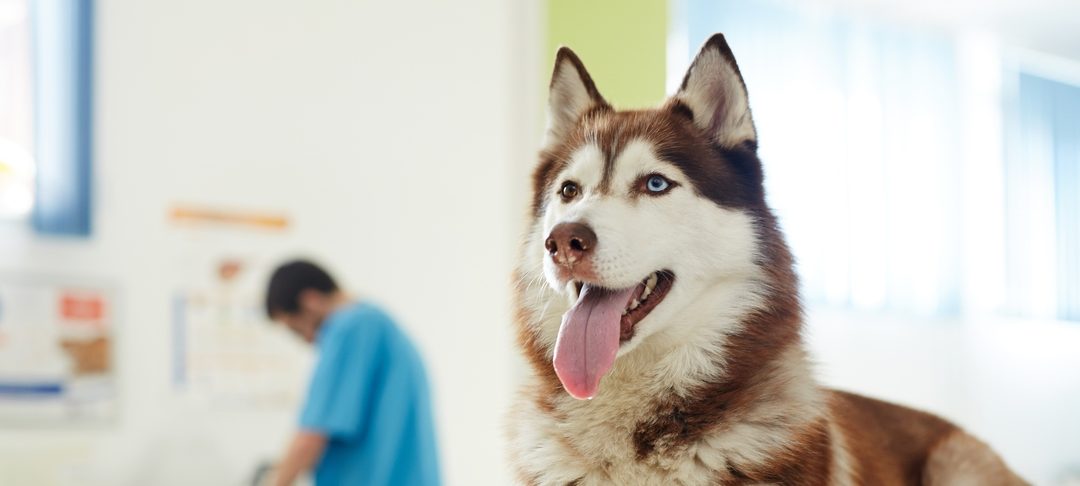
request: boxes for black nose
[545,222,597,265]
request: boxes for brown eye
[560,181,580,201]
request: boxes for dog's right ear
[544,47,609,147]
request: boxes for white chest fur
[508,345,825,486]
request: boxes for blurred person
[264,260,441,486]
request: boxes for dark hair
[265,260,339,318]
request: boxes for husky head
[517,34,792,401]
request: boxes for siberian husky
[507,34,1027,486]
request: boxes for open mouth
[619,271,675,341]
[554,271,676,400]
[571,271,675,343]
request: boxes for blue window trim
[1009,72,1080,321]
[30,0,93,237]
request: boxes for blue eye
[645,175,671,193]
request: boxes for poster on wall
[0,278,117,424]
[166,203,310,411]
[171,257,311,410]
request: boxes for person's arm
[272,430,327,486]
[280,311,383,485]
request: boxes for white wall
[0,1,538,484]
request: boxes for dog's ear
[545,47,609,147]
[671,34,756,150]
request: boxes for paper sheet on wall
[0,279,116,424]
[171,256,311,410]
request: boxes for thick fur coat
[507,34,1028,486]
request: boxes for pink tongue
[553,285,637,400]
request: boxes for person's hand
[249,461,276,486]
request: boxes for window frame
[29,0,94,236]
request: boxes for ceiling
[791,0,1080,61]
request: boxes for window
[0,0,35,220]
[1005,70,1080,321]
[0,0,94,235]
[680,0,1080,322]
[680,0,973,317]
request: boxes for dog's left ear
[671,34,757,150]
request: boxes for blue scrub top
[300,302,441,486]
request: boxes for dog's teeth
[629,299,640,310]
[641,274,658,300]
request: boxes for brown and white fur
[507,34,1028,486]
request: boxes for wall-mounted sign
[0,278,116,424]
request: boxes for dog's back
[830,391,1026,486]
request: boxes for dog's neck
[517,230,821,467]
[519,288,822,478]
